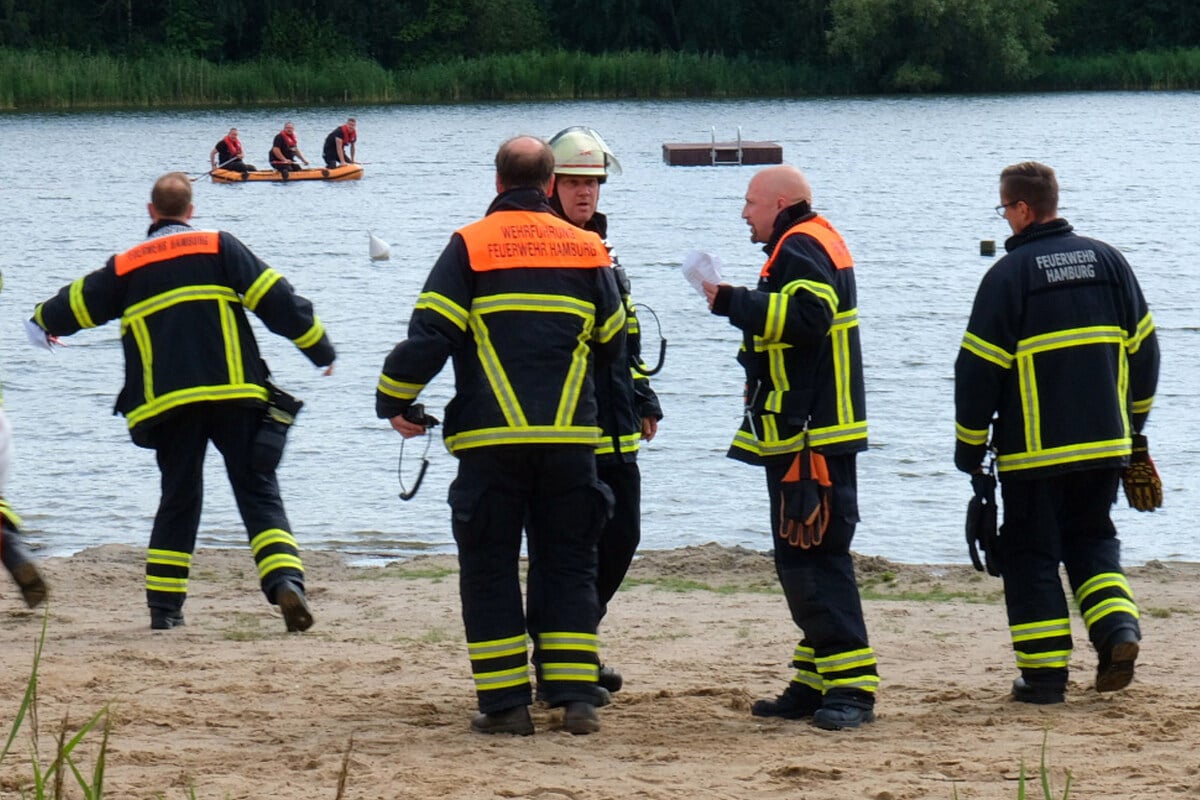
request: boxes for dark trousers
[145,404,303,612]
[450,446,609,713]
[765,453,877,707]
[999,469,1137,687]
[596,460,641,619]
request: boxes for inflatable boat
[211,163,364,183]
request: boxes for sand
[2,543,1199,799]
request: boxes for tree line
[2,0,1198,92]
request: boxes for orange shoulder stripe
[458,210,610,272]
[762,215,854,277]
[115,231,221,276]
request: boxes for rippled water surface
[2,94,1196,564]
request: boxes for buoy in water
[369,232,391,261]
[980,239,996,257]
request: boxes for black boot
[598,664,623,693]
[562,701,599,735]
[1096,628,1139,693]
[274,578,313,632]
[751,684,822,720]
[1011,676,1065,705]
[471,705,534,736]
[2,526,48,609]
[812,702,875,730]
[150,607,185,630]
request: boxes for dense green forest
[2,0,1199,105]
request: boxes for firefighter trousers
[450,446,609,713]
[998,468,1138,689]
[596,460,641,620]
[145,404,304,613]
[766,453,878,708]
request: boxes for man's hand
[640,417,658,442]
[390,414,427,439]
[701,280,719,310]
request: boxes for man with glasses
[956,161,1160,705]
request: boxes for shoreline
[3,543,1198,798]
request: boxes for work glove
[965,468,1001,577]
[779,448,831,549]
[1122,433,1163,512]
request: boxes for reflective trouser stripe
[469,634,530,694]
[1011,617,1073,670]
[815,646,879,695]
[1076,572,1139,632]
[250,528,303,581]
[790,642,823,691]
[537,631,600,685]
[146,548,192,595]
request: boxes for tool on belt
[965,453,1001,577]
[1122,432,1163,512]
[397,404,440,501]
[779,433,832,549]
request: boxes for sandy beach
[2,543,1199,799]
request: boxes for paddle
[191,157,239,182]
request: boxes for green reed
[1032,47,1200,90]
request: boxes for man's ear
[546,174,556,197]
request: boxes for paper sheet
[681,250,723,297]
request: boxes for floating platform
[663,128,782,167]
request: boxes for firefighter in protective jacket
[31,172,335,632]
[376,136,625,736]
[956,161,1159,704]
[704,165,877,731]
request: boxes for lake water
[1,93,1196,566]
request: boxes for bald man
[377,136,625,736]
[703,165,878,730]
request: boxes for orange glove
[1122,433,1163,512]
[779,449,831,549]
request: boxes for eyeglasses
[994,200,1021,218]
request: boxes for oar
[191,157,238,182]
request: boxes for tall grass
[1032,47,1200,90]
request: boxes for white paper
[24,318,55,351]
[681,250,723,297]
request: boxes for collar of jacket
[1004,217,1073,252]
[146,218,192,237]
[485,186,553,216]
[761,200,814,256]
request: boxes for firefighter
[702,165,878,731]
[29,172,335,632]
[523,126,663,701]
[956,161,1160,704]
[0,401,47,609]
[377,136,625,736]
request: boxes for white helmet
[549,126,622,182]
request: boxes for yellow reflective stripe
[782,278,838,315]
[538,632,599,652]
[294,318,326,349]
[257,553,303,578]
[250,529,299,555]
[1018,353,1040,452]
[763,292,787,342]
[0,500,23,529]
[831,323,853,423]
[130,318,155,402]
[243,268,282,311]
[792,669,823,691]
[123,285,241,325]
[997,438,1131,472]
[1128,312,1154,354]
[415,291,469,331]
[1016,325,1124,356]
[815,647,877,672]
[541,663,599,682]
[807,421,868,447]
[793,643,815,662]
[595,432,641,456]
[730,421,868,457]
[764,346,789,413]
[473,666,530,690]
[1082,597,1139,627]
[960,331,1013,369]
[1076,572,1133,604]
[1010,618,1071,642]
[556,337,590,427]
[1015,649,1072,669]
[956,422,989,446]
[596,305,625,344]
[145,576,188,593]
[446,426,602,452]
[147,549,192,568]
[468,315,526,427]
[1117,346,1130,436]
[377,375,422,401]
[469,635,528,660]
[69,277,96,329]
[33,303,48,331]
[472,292,596,319]
[1131,396,1153,415]
[218,299,244,384]
[824,674,880,692]
[126,384,269,427]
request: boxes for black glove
[965,468,1001,577]
[779,449,831,549]
[1122,433,1163,512]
